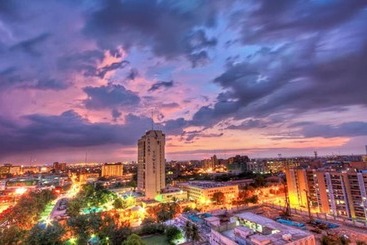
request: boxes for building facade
[101,163,123,177]
[286,168,367,221]
[137,130,166,199]
[180,181,239,205]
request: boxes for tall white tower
[137,130,166,199]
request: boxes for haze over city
[1,0,367,163]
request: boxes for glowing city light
[15,187,27,195]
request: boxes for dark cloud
[163,118,188,135]
[191,29,367,127]
[126,68,139,80]
[84,0,224,66]
[96,60,130,78]
[29,79,69,91]
[0,110,152,156]
[188,51,210,68]
[111,109,122,121]
[227,119,267,130]
[240,0,367,43]
[0,67,69,91]
[148,80,174,92]
[161,102,180,109]
[182,130,224,142]
[10,33,51,56]
[298,122,367,138]
[83,84,140,109]
[57,50,105,77]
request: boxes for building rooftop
[185,181,236,189]
[219,212,314,245]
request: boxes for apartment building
[286,168,367,221]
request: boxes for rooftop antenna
[151,109,154,130]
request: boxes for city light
[44,217,52,227]
[15,187,27,195]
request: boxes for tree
[183,206,194,213]
[67,197,83,217]
[113,198,124,209]
[321,234,350,245]
[122,234,145,245]
[246,195,259,204]
[212,192,225,205]
[67,215,91,244]
[141,217,155,225]
[184,221,192,242]
[25,222,65,245]
[253,175,266,187]
[109,226,132,245]
[191,224,200,244]
[0,225,26,245]
[156,202,181,222]
[165,226,182,244]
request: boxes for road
[42,181,81,223]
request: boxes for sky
[0,0,367,163]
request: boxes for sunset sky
[1,0,367,163]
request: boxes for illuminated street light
[15,187,27,195]
[44,217,52,227]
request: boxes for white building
[210,212,316,245]
[137,130,166,199]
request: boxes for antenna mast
[151,109,154,130]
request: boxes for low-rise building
[180,181,239,205]
[209,212,316,245]
[101,163,123,177]
[155,187,188,202]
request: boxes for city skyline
[1,1,367,163]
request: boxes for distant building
[0,164,22,176]
[226,155,249,173]
[137,130,166,199]
[101,163,123,177]
[209,212,316,245]
[203,155,219,169]
[53,162,67,172]
[286,168,367,221]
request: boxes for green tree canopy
[25,222,65,245]
[212,191,225,205]
[122,234,145,245]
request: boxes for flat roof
[185,181,237,189]
[219,212,313,245]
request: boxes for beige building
[101,163,123,177]
[137,130,166,199]
[286,168,367,221]
[180,181,239,205]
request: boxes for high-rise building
[137,130,166,199]
[101,163,123,177]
